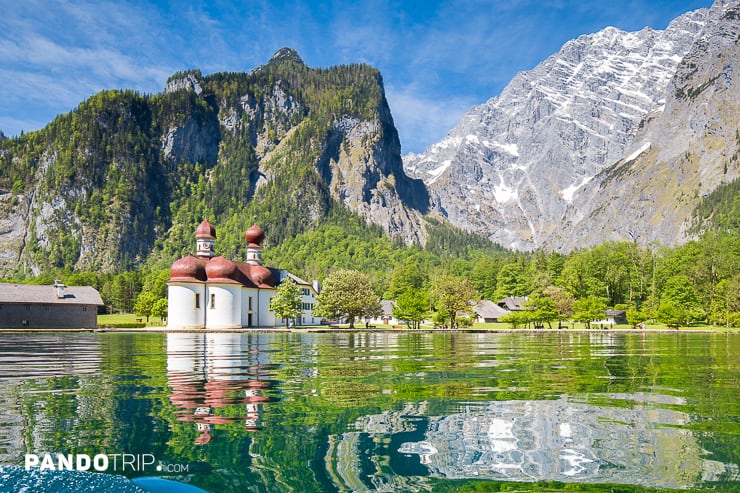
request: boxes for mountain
[0,48,430,275]
[552,0,740,250]
[404,0,739,252]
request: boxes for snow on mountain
[403,4,711,250]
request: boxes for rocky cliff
[550,0,740,251]
[0,49,428,274]
[404,0,737,251]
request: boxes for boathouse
[0,281,104,329]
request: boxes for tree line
[8,225,736,329]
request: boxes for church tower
[245,224,265,265]
[195,220,216,258]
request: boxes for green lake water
[0,331,738,492]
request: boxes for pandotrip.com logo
[25,453,190,474]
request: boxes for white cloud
[385,84,477,154]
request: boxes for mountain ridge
[0,51,432,275]
[403,0,737,251]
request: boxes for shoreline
[1,326,736,335]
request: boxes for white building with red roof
[167,221,321,329]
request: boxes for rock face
[317,108,429,244]
[551,0,740,251]
[404,1,737,251]
[0,49,428,274]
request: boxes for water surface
[0,331,738,492]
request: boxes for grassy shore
[96,314,736,332]
[98,313,165,327]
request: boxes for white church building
[167,220,321,329]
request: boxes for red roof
[195,220,217,239]
[245,224,265,246]
[169,222,277,288]
[170,255,207,282]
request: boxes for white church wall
[168,283,206,329]
[240,288,260,328]
[205,284,242,329]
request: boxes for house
[592,309,628,327]
[498,296,529,311]
[283,272,322,326]
[365,300,399,326]
[474,300,511,323]
[0,281,104,329]
[604,310,628,325]
[167,220,321,329]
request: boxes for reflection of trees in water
[331,396,736,491]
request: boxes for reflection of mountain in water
[166,333,276,443]
[329,396,736,491]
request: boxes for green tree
[431,274,478,328]
[542,285,574,328]
[499,310,533,329]
[385,261,428,299]
[661,275,705,325]
[392,289,429,329]
[709,274,740,326]
[269,278,303,328]
[469,256,500,300]
[134,291,158,323]
[314,269,381,329]
[657,300,688,329]
[572,295,608,329]
[493,263,528,300]
[142,268,171,299]
[525,294,559,329]
[626,305,649,328]
[151,297,168,324]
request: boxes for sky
[0,0,714,154]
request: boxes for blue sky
[0,0,713,154]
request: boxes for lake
[0,331,738,492]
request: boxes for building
[498,296,529,311]
[167,220,321,329]
[0,281,103,329]
[474,300,510,323]
[365,300,400,326]
[592,309,628,328]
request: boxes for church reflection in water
[166,333,274,444]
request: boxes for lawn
[98,313,164,327]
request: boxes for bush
[727,312,740,328]
[99,322,147,329]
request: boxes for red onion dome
[249,265,274,287]
[205,256,240,283]
[245,224,265,246]
[170,255,206,282]
[196,220,216,239]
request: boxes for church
[167,220,321,329]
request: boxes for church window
[210,294,216,309]
[195,293,201,309]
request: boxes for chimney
[53,280,66,299]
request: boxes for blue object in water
[131,477,209,493]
